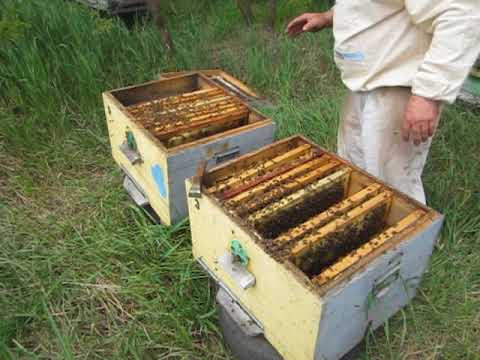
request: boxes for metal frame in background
[459,57,480,106]
[73,0,147,15]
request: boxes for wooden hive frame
[118,73,260,149]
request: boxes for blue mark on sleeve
[151,164,167,198]
[335,50,365,62]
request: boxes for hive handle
[372,263,402,301]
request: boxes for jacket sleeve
[406,0,480,103]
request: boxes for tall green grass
[1,0,479,359]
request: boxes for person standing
[287,2,480,204]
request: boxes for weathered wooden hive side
[104,72,275,225]
[187,135,443,360]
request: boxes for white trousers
[337,87,433,204]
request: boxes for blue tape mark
[335,50,365,62]
[151,164,167,198]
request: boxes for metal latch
[195,257,264,335]
[119,130,142,165]
[218,240,255,290]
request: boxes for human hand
[286,12,333,37]
[402,95,441,146]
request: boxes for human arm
[286,10,334,37]
[402,0,480,144]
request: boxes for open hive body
[103,72,275,225]
[187,136,443,360]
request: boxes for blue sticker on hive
[151,164,167,198]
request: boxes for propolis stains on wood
[187,135,444,360]
[104,71,274,225]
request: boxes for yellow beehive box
[103,72,275,225]
[186,135,443,360]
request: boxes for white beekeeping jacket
[333,0,480,103]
